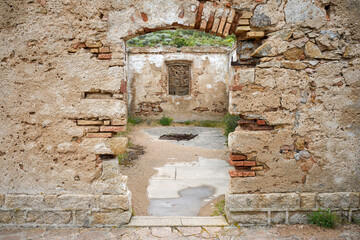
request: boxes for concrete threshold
[126,216,229,227]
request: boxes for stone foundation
[226,192,360,225]
[0,193,131,227]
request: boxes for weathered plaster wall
[0,0,359,226]
[127,47,231,121]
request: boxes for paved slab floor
[1,224,359,240]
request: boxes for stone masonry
[0,0,359,226]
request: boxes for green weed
[308,208,337,228]
[223,113,240,137]
[128,116,142,125]
[211,199,226,217]
[159,116,173,126]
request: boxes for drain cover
[159,133,198,141]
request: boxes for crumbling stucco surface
[0,0,359,227]
[127,47,230,121]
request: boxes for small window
[167,63,191,96]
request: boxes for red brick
[98,54,112,60]
[256,119,266,125]
[194,2,204,29]
[229,170,255,178]
[206,11,215,33]
[120,80,127,94]
[230,154,247,161]
[99,47,111,53]
[228,159,244,166]
[229,159,256,167]
[141,12,148,22]
[229,85,245,91]
[238,119,255,125]
[100,126,126,132]
[86,133,112,138]
[248,125,274,131]
[229,11,241,35]
[216,17,227,37]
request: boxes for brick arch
[123,2,240,41]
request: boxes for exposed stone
[26,211,72,224]
[101,160,120,181]
[284,48,304,61]
[151,227,174,238]
[289,212,309,224]
[316,35,337,51]
[227,193,300,211]
[104,137,128,155]
[292,30,305,39]
[299,150,311,160]
[237,68,255,84]
[227,211,268,224]
[250,0,285,31]
[92,210,131,226]
[292,37,309,48]
[300,193,316,210]
[284,0,326,28]
[57,195,96,210]
[282,61,307,70]
[318,193,360,209]
[0,194,4,207]
[268,28,293,41]
[0,211,12,224]
[5,195,44,210]
[99,193,131,210]
[304,42,323,59]
[251,37,292,57]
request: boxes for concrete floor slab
[147,179,229,199]
[198,156,230,167]
[152,167,176,180]
[176,166,231,180]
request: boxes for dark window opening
[167,63,191,96]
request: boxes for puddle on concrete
[159,133,198,141]
[148,186,215,216]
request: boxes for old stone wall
[127,46,231,121]
[0,0,359,226]
[225,0,360,224]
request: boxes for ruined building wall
[127,47,230,121]
[0,0,359,227]
[225,0,360,224]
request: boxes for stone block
[74,211,91,227]
[228,130,273,154]
[300,193,316,210]
[352,211,360,224]
[92,176,128,195]
[99,193,131,210]
[0,194,4,207]
[91,210,131,226]
[104,137,128,155]
[227,211,267,224]
[26,211,72,224]
[241,12,253,19]
[44,195,58,208]
[238,68,255,84]
[317,192,359,209]
[246,31,265,39]
[271,211,286,224]
[102,160,120,180]
[0,210,11,223]
[12,210,26,224]
[289,211,309,224]
[5,195,44,210]
[77,120,103,126]
[235,26,251,34]
[57,194,96,210]
[227,193,300,211]
[238,19,249,25]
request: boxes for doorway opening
[122,29,235,217]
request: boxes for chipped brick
[206,11,215,33]
[100,126,126,132]
[230,85,245,91]
[98,54,112,60]
[216,17,227,37]
[230,154,247,161]
[194,2,204,29]
[229,170,255,177]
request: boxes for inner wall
[126,46,234,121]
